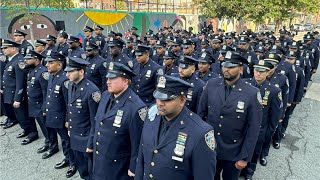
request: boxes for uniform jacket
[85,54,107,91]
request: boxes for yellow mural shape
[84,11,127,26]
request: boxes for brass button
[69,126,72,129]
[219,124,222,127]
[220,115,223,119]
[97,132,101,135]
[153,150,158,154]
[217,132,221,135]
[149,174,153,178]
[96,142,99,145]
[96,151,99,154]
[151,162,155,166]
[100,122,103,125]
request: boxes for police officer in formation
[135,74,216,180]
[43,51,77,178]
[1,23,320,180]
[198,51,263,180]
[84,43,107,91]
[65,57,100,180]
[24,50,50,151]
[92,62,146,180]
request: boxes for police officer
[123,37,136,59]
[242,60,283,180]
[92,62,146,180]
[260,53,289,164]
[12,29,34,55]
[162,50,178,75]
[100,31,117,59]
[65,57,100,180]
[1,40,39,143]
[132,45,162,107]
[106,38,130,65]
[85,43,107,91]
[46,35,57,51]
[181,39,199,59]
[94,25,107,50]
[24,50,50,149]
[56,31,69,56]
[195,52,218,83]
[210,35,222,60]
[68,36,87,59]
[34,39,48,65]
[43,51,76,178]
[237,36,258,77]
[83,26,96,50]
[211,45,235,76]
[135,75,217,180]
[197,51,263,180]
[152,40,166,66]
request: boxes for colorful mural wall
[0,8,213,41]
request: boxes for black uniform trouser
[261,127,277,157]
[281,104,297,134]
[3,103,17,123]
[34,116,49,146]
[244,131,266,176]
[47,127,75,166]
[1,94,6,116]
[4,101,38,137]
[73,150,93,180]
[215,160,241,180]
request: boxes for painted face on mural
[8,14,57,40]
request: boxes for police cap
[24,50,45,60]
[253,60,274,72]
[65,57,90,72]
[106,62,135,79]
[221,51,248,67]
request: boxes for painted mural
[0,8,215,41]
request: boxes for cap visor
[254,67,268,72]
[135,52,143,56]
[106,72,118,78]
[221,61,240,67]
[64,66,78,72]
[178,63,188,68]
[24,55,34,59]
[153,90,177,100]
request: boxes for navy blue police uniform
[82,26,96,50]
[24,50,50,147]
[195,52,219,83]
[162,50,179,75]
[1,39,38,142]
[132,45,162,107]
[106,38,131,65]
[65,57,101,180]
[46,35,58,51]
[13,30,34,56]
[92,62,146,180]
[135,75,217,180]
[94,25,107,50]
[67,36,87,60]
[56,31,70,56]
[197,51,263,180]
[242,60,283,178]
[176,56,205,113]
[84,43,108,91]
[42,51,76,176]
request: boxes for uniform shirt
[198,77,263,162]
[2,53,26,104]
[163,64,178,75]
[85,54,107,91]
[92,88,146,180]
[19,39,34,56]
[46,44,57,51]
[83,36,96,50]
[68,46,87,60]
[56,42,69,56]
[244,78,283,137]
[195,70,218,83]
[132,59,162,107]
[276,61,297,103]
[123,47,135,59]
[153,53,164,66]
[26,64,49,117]
[94,34,107,50]
[67,78,100,152]
[135,106,216,180]
[45,69,69,129]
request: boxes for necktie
[158,119,170,144]
[225,85,232,100]
[106,98,115,112]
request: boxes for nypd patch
[138,107,148,121]
[278,91,282,101]
[205,130,215,151]
[18,62,26,69]
[157,68,164,76]
[257,91,262,104]
[81,54,87,59]
[42,72,50,80]
[92,91,101,103]
[103,62,108,68]
[148,104,158,121]
[64,80,70,89]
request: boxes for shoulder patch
[0,55,6,61]
[81,54,87,59]
[148,104,158,121]
[205,130,215,151]
[292,65,296,72]
[18,62,26,69]
[278,91,282,101]
[42,72,50,80]
[138,107,148,121]
[64,80,70,89]
[103,61,108,68]
[257,91,262,104]
[286,78,289,87]
[92,91,101,103]
[157,68,164,76]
